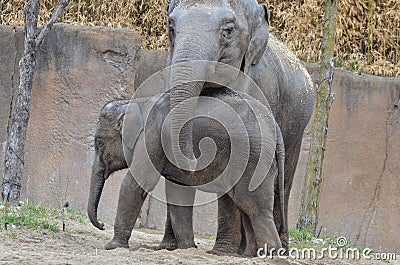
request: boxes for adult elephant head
[166,0,270,172]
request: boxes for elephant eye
[96,138,105,148]
[221,23,235,39]
[168,21,175,38]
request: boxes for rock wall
[0,24,399,253]
[0,23,216,235]
[289,67,400,253]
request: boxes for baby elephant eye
[96,138,105,148]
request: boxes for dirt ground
[0,220,398,265]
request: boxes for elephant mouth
[103,169,110,181]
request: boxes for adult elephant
[165,0,315,251]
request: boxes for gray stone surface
[0,26,20,184]
[0,23,142,225]
[135,49,168,91]
[0,24,399,253]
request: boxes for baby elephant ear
[120,102,144,150]
[244,4,271,74]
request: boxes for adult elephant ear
[244,4,271,74]
[120,102,144,150]
[167,0,175,14]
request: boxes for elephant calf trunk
[87,180,106,230]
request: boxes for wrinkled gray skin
[87,89,286,256]
[164,0,315,252]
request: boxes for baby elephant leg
[158,205,178,250]
[105,171,150,250]
[240,194,282,255]
[240,212,258,257]
[106,131,162,250]
[165,180,196,249]
[159,202,195,250]
[209,194,242,255]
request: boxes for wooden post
[0,0,3,24]
[2,0,69,202]
[296,0,338,233]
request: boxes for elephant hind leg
[239,212,258,257]
[250,213,282,255]
[234,193,282,255]
[274,137,303,250]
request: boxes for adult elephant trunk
[87,156,107,230]
[168,36,217,172]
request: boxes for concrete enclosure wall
[0,24,399,253]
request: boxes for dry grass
[1,0,169,49]
[263,0,400,77]
[1,0,399,77]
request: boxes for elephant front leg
[105,171,151,250]
[209,194,242,255]
[158,205,178,250]
[165,180,196,249]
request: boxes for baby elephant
[88,88,285,256]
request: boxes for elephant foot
[157,241,178,251]
[280,233,289,253]
[157,240,195,251]
[104,238,129,250]
[209,242,241,257]
[210,242,240,256]
[177,240,197,249]
[207,249,241,257]
[242,248,257,257]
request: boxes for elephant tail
[275,123,286,234]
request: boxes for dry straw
[2,0,399,77]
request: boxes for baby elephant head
[87,99,132,230]
[87,95,166,230]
